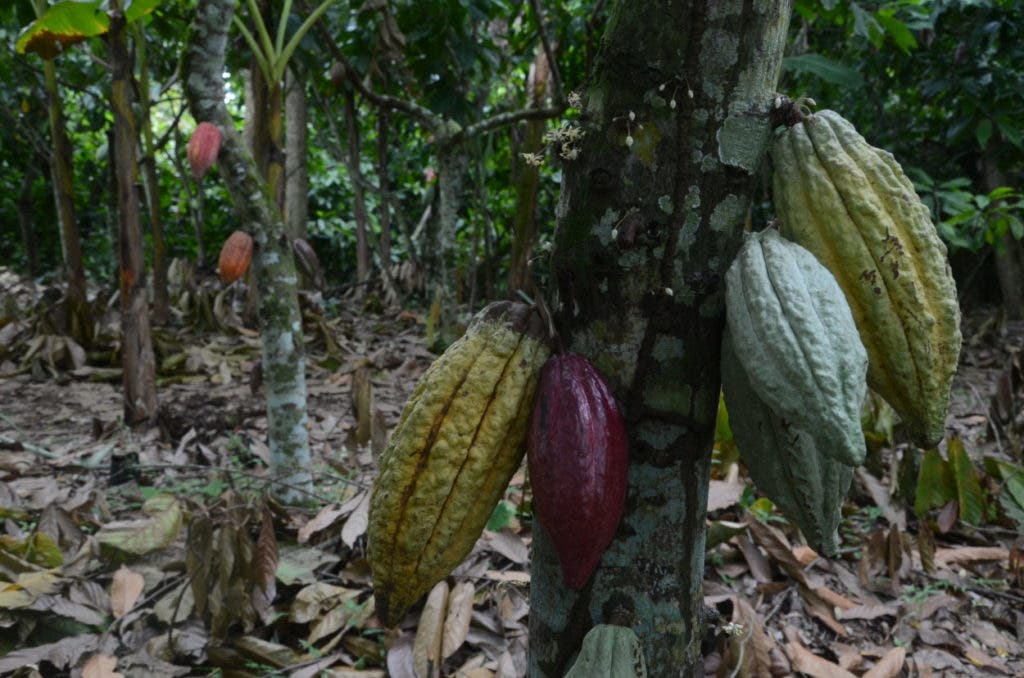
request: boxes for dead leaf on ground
[783,627,856,678]
[862,646,906,678]
[110,565,145,618]
[413,581,449,678]
[934,546,1008,566]
[82,654,125,678]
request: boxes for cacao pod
[772,109,962,447]
[188,122,221,180]
[218,230,254,284]
[725,229,868,466]
[564,625,647,678]
[721,329,852,556]
[527,353,628,590]
[368,301,550,626]
[292,238,325,290]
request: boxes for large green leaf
[782,53,863,88]
[16,0,106,59]
[914,448,955,517]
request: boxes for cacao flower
[188,122,221,179]
[528,353,628,589]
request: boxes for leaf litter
[1,266,1024,676]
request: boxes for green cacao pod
[725,229,868,466]
[368,301,550,626]
[721,329,853,556]
[564,625,647,678]
[772,109,962,447]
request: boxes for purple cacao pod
[528,353,628,589]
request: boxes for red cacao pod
[528,353,628,589]
[218,230,254,284]
[188,122,221,179]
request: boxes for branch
[528,0,564,104]
[456,105,564,141]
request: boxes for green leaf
[914,449,955,517]
[948,438,984,525]
[875,12,918,52]
[996,118,1023,149]
[486,500,515,532]
[125,0,162,23]
[16,0,106,58]
[975,119,993,150]
[984,457,1024,510]
[783,53,863,88]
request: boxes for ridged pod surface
[721,330,853,555]
[725,229,868,466]
[368,302,550,626]
[772,109,962,447]
[217,230,253,284]
[187,121,221,179]
[527,354,628,590]
[564,625,647,678]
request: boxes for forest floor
[0,264,1023,677]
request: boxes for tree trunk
[186,0,313,502]
[980,155,1024,320]
[345,90,371,286]
[528,2,791,676]
[109,3,158,428]
[285,67,309,241]
[508,50,550,295]
[17,167,40,277]
[377,108,392,264]
[41,56,86,306]
[429,139,469,343]
[136,25,170,324]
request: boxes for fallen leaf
[836,603,898,621]
[341,491,371,548]
[862,647,906,678]
[110,565,145,619]
[413,581,448,678]
[82,654,124,678]
[783,627,856,678]
[934,547,1008,566]
[442,581,475,660]
[708,479,745,511]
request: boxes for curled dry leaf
[862,647,907,678]
[442,581,475,660]
[82,654,124,678]
[413,581,449,678]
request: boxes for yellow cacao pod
[368,301,550,626]
[772,109,962,447]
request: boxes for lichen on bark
[184,0,312,501]
[528,1,791,676]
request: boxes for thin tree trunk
[508,50,549,295]
[109,2,158,428]
[285,67,309,240]
[345,90,371,285]
[376,108,392,264]
[136,26,170,324]
[529,2,791,676]
[41,56,86,306]
[186,0,313,502]
[431,141,468,340]
[17,167,40,276]
[981,156,1024,319]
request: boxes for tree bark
[285,67,309,241]
[109,3,158,428]
[136,25,170,324]
[528,2,791,676]
[41,56,86,307]
[345,89,371,286]
[185,0,313,502]
[17,167,40,277]
[508,50,550,295]
[376,108,392,264]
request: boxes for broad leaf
[914,449,955,517]
[947,438,984,525]
[783,53,863,88]
[16,1,106,59]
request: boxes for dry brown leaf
[386,631,417,678]
[485,570,530,585]
[934,547,1008,566]
[936,500,958,533]
[862,647,906,678]
[783,627,856,678]
[109,565,144,619]
[708,479,745,511]
[810,585,857,611]
[413,581,449,678]
[298,504,347,544]
[747,520,807,586]
[485,530,529,564]
[792,545,819,566]
[341,491,371,548]
[835,603,898,621]
[735,534,773,584]
[725,596,775,678]
[82,654,124,678]
[442,581,475,660]
[799,586,848,637]
[252,507,279,621]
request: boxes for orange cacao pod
[188,122,221,179]
[218,231,254,284]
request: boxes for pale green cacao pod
[721,329,853,556]
[772,109,962,447]
[565,625,647,678]
[725,229,868,466]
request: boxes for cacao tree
[528,1,791,674]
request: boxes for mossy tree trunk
[109,2,158,428]
[528,1,791,676]
[285,67,309,241]
[185,0,313,502]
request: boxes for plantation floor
[0,271,1022,676]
